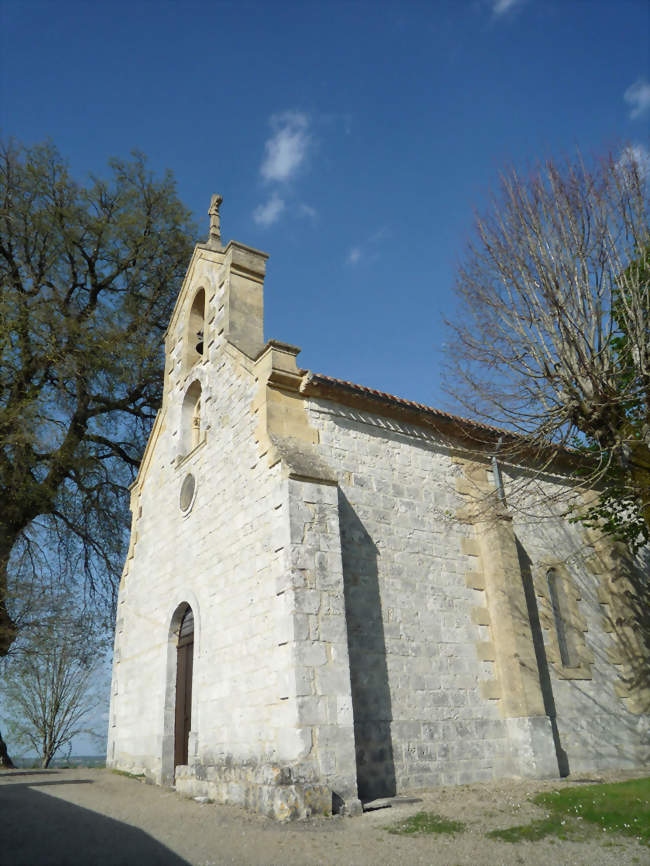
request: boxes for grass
[487,777,650,846]
[487,813,579,843]
[387,811,466,836]
[111,769,146,781]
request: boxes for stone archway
[161,600,199,785]
[174,605,194,769]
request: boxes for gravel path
[2,767,647,865]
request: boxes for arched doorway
[174,605,194,767]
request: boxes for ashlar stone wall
[108,244,361,819]
[305,399,540,798]
[305,397,648,798]
[503,471,649,775]
[108,344,287,780]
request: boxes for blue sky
[1,0,649,409]
[1,0,648,757]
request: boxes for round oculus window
[179,473,196,513]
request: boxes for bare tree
[446,149,649,547]
[1,585,108,769]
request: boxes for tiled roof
[301,372,514,440]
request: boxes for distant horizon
[13,753,105,758]
[13,754,106,766]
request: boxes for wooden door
[174,608,194,768]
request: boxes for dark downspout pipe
[492,436,506,505]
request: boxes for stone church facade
[107,200,648,819]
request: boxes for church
[107,198,648,819]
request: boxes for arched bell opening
[184,288,206,370]
[181,380,202,456]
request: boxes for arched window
[546,568,578,667]
[184,289,206,370]
[181,380,202,455]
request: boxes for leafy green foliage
[568,484,648,555]
[0,138,195,765]
[0,139,196,654]
[569,245,650,553]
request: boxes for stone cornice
[300,372,587,476]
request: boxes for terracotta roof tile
[301,372,514,439]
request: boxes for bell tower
[162,196,269,418]
[109,196,362,820]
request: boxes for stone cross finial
[208,194,223,247]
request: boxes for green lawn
[488,777,649,846]
[110,768,146,781]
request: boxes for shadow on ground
[1,772,190,866]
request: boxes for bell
[196,329,204,355]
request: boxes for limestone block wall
[109,242,363,818]
[279,477,359,805]
[502,471,649,774]
[107,344,306,801]
[305,399,527,798]
[305,396,649,795]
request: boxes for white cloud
[369,227,389,244]
[346,247,362,265]
[491,0,524,15]
[253,194,285,228]
[298,203,318,222]
[624,79,650,119]
[617,143,650,179]
[345,226,389,266]
[260,112,311,182]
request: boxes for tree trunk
[0,540,17,769]
[0,598,17,657]
[0,728,15,769]
[0,540,19,657]
[629,440,650,537]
